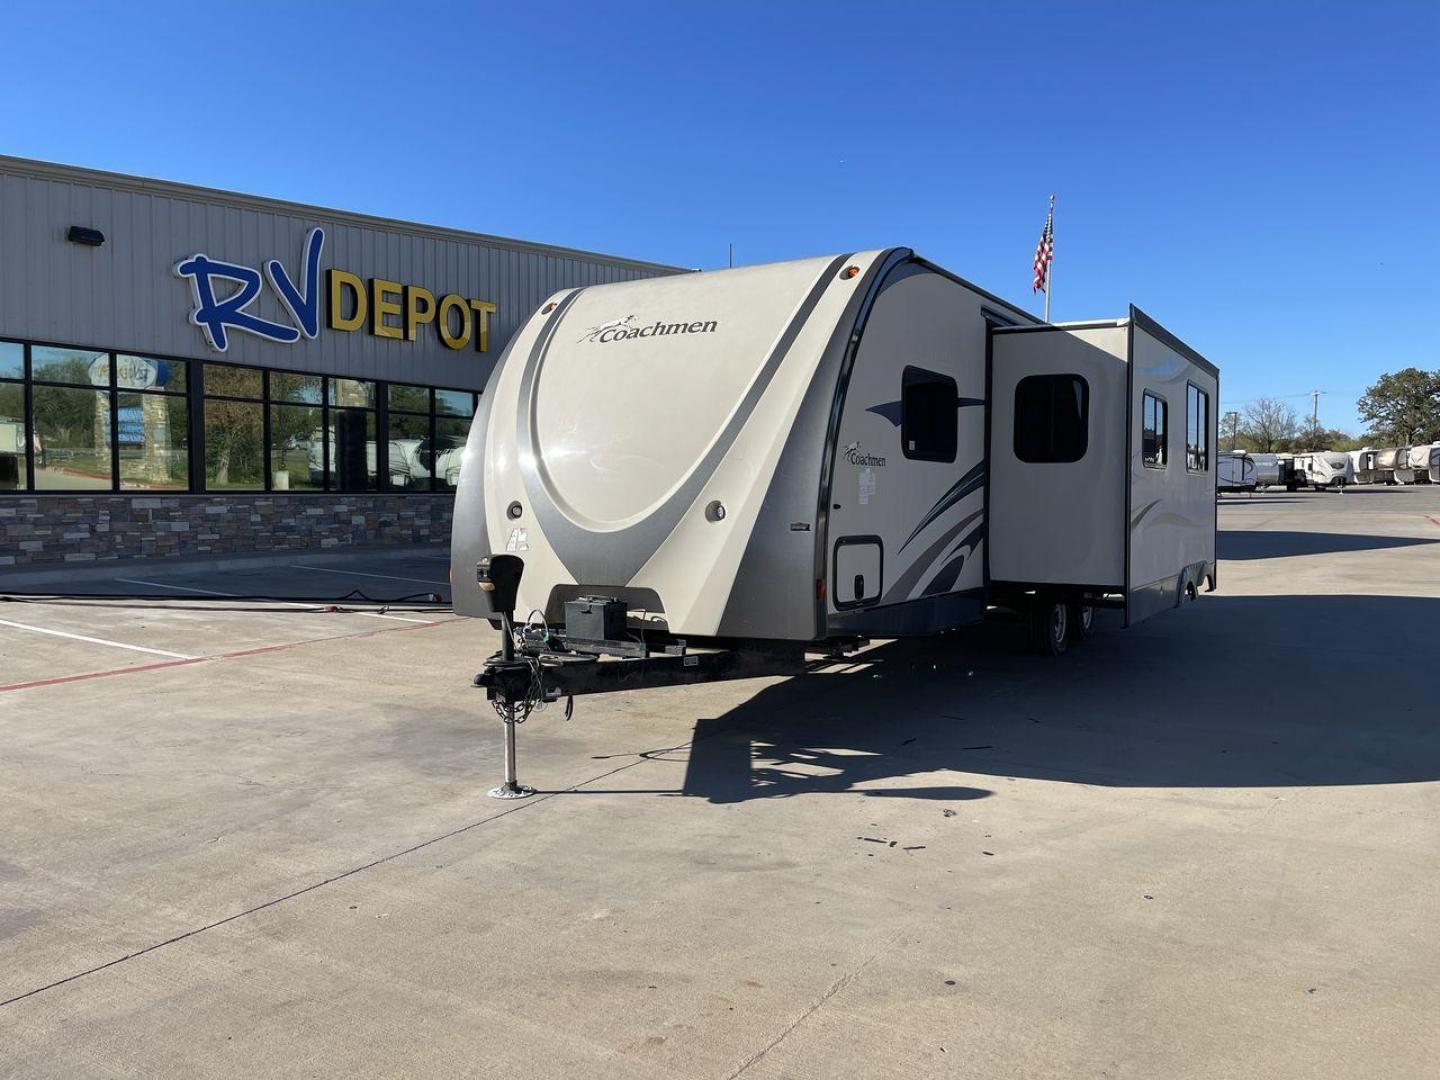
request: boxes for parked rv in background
[1374,447,1405,485]
[1217,451,1258,493]
[1395,444,1434,485]
[1293,450,1352,491]
[1249,453,1287,489]
[1350,448,1378,484]
[1428,445,1440,484]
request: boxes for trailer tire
[1068,600,1095,642]
[1029,599,1069,657]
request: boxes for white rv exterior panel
[1127,319,1218,610]
[988,324,1128,588]
[824,268,1000,624]
[457,251,896,636]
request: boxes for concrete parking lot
[3,488,1439,1078]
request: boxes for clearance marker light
[841,265,859,279]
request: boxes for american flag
[1032,198,1054,293]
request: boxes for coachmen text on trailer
[449,249,1218,793]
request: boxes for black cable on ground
[0,592,452,613]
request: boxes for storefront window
[0,341,22,380]
[204,363,262,400]
[387,410,432,491]
[388,383,430,414]
[204,399,264,490]
[1,380,24,490]
[435,389,475,417]
[33,346,106,386]
[328,408,377,491]
[329,377,377,408]
[270,403,323,491]
[432,417,469,491]
[32,385,112,490]
[118,392,189,490]
[117,354,186,394]
[2,341,478,497]
[272,372,323,404]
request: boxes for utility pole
[1306,389,1324,446]
[1223,410,1241,451]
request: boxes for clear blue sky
[3,1,1436,432]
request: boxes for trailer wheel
[1029,599,1069,657]
[1068,600,1095,642]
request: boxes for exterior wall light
[67,226,105,247]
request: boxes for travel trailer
[1428,445,1440,484]
[1294,450,1353,490]
[1375,447,1405,485]
[454,249,1219,741]
[1217,451,1258,493]
[1349,448,1378,484]
[1247,452,1286,489]
[1395,444,1433,485]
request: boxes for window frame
[1186,382,1209,473]
[900,365,958,464]
[1142,391,1169,470]
[1013,372,1090,464]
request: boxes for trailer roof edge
[1129,306,1219,379]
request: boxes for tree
[1221,410,1242,451]
[1357,368,1440,444]
[1241,397,1298,453]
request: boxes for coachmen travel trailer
[451,250,1218,794]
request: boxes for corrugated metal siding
[0,163,678,391]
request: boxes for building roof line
[0,154,688,274]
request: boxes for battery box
[565,596,628,643]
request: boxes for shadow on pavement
[1218,530,1440,560]
[679,594,1440,803]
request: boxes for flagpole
[1045,193,1054,323]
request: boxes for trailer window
[901,367,957,463]
[1142,392,1168,468]
[1013,374,1089,464]
[1186,384,1209,472]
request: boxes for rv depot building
[0,156,679,567]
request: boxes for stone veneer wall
[0,495,454,567]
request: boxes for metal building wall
[0,157,681,390]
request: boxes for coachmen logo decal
[845,440,887,467]
[579,314,719,343]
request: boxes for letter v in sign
[265,227,325,338]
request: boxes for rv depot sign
[175,227,497,354]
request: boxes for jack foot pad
[488,782,536,800]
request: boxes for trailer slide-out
[451,249,1219,789]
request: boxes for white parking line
[0,617,196,660]
[116,578,238,597]
[289,565,449,587]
